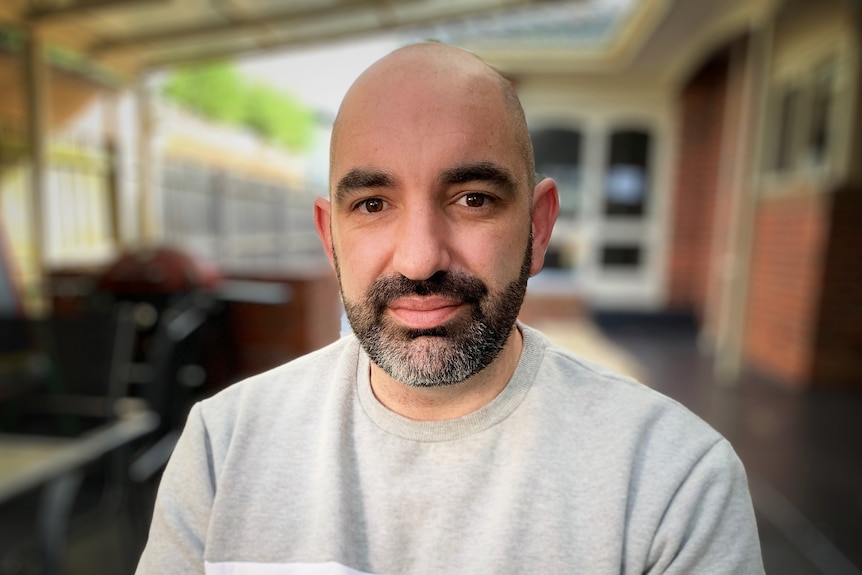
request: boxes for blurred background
[0,0,860,573]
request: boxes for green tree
[164,62,246,123]
[243,83,314,151]
[163,61,315,152]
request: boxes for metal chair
[0,304,158,575]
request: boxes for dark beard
[338,242,532,387]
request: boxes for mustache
[367,271,488,311]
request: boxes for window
[768,55,838,176]
[807,58,836,167]
[600,244,642,269]
[774,87,802,171]
[531,128,582,218]
[605,129,651,217]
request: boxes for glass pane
[531,128,582,217]
[600,244,642,269]
[775,87,800,171]
[605,129,650,217]
[808,59,835,167]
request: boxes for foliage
[163,62,246,124]
[163,61,315,152]
[243,83,314,151]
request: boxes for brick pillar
[667,52,729,316]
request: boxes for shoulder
[192,335,361,438]
[520,325,755,521]
[520,323,725,454]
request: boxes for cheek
[333,235,387,298]
[459,226,530,284]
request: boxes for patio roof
[0,0,594,77]
[424,0,782,83]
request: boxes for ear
[314,197,336,269]
[529,177,560,277]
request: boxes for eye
[356,198,386,213]
[458,193,491,208]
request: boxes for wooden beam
[23,27,48,314]
[90,0,398,54]
[27,0,171,25]
[137,0,543,70]
[136,76,160,245]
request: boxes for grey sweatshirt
[137,325,764,574]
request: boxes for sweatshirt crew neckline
[355,323,544,442]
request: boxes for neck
[368,326,524,421]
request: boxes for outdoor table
[0,401,158,575]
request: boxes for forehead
[330,54,525,187]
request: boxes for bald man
[137,43,764,575]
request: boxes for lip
[388,296,465,330]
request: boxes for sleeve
[136,404,215,575]
[646,439,765,575]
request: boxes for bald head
[330,42,536,194]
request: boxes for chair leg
[38,470,84,575]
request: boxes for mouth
[387,296,467,331]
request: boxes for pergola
[0,0,575,73]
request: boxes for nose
[391,204,452,281]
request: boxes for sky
[237,33,407,187]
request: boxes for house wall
[666,0,861,389]
[745,190,830,388]
[668,34,753,366]
[667,53,728,318]
[743,0,861,388]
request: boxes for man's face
[316,50,552,387]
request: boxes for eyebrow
[439,162,518,197]
[334,169,395,205]
[333,161,519,205]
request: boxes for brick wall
[668,53,729,317]
[812,186,862,387]
[744,191,830,388]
